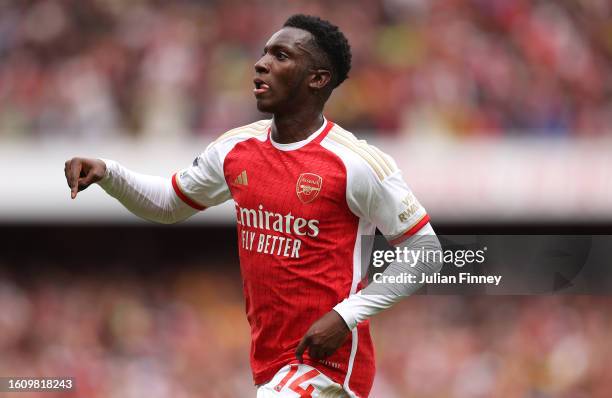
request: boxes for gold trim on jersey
[212,120,270,146]
[370,146,396,174]
[330,128,396,176]
[327,128,396,181]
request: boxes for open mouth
[253,78,270,95]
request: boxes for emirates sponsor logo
[236,203,320,259]
[236,204,319,237]
[296,173,322,204]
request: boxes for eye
[276,52,288,61]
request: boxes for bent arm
[98,159,198,224]
[333,223,443,330]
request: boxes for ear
[308,68,332,90]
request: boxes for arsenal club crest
[296,173,323,204]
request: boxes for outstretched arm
[64,157,197,224]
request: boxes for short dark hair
[283,14,352,88]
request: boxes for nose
[254,54,270,74]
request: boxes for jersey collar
[268,117,333,151]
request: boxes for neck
[271,108,325,144]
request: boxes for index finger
[68,159,82,199]
[295,334,311,363]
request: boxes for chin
[256,100,277,114]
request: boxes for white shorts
[256,364,349,398]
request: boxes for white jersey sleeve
[98,159,198,224]
[172,142,231,210]
[348,165,429,244]
[322,125,430,244]
[172,120,271,210]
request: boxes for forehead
[264,27,314,51]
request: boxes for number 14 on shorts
[256,364,348,398]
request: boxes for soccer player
[64,15,441,397]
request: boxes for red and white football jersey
[172,119,429,397]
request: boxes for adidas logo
[234,170,248,186]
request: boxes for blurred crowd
[0,268,611,398]
[1,0,611,140]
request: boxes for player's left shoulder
[321,122,399,182]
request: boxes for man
[64,15,441,397]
